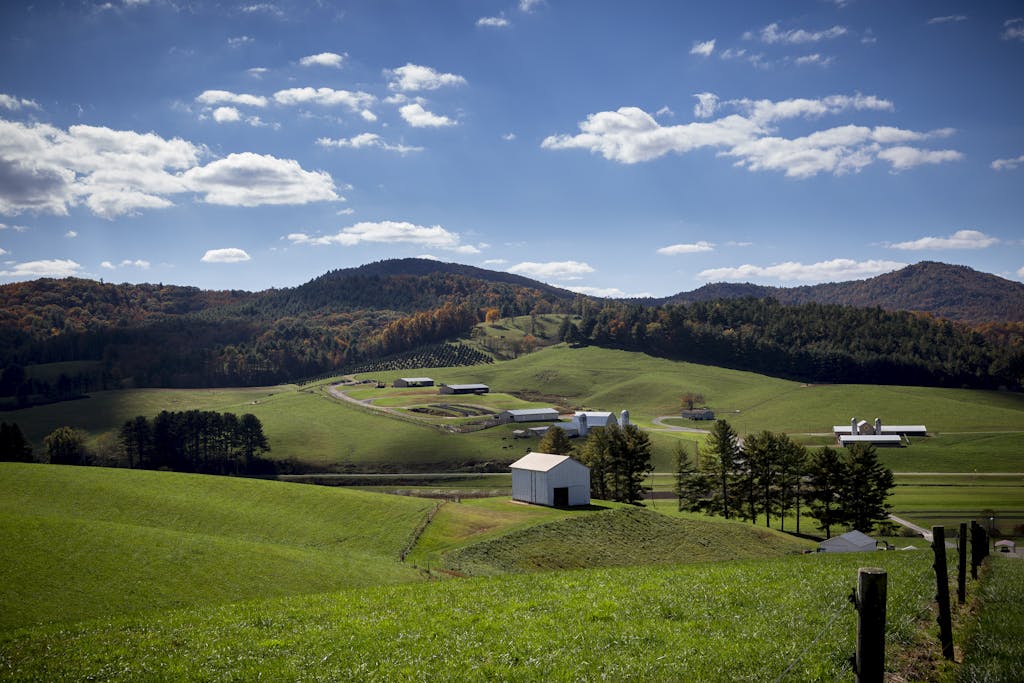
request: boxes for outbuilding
[439,383,490,395]
[394,377,434,388]
[818,530,878,553]
[499,408,561,423]
[510,451,590,507]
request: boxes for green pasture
[0,552,942,682]
[0,463,434,631]
[958,557,1024,682]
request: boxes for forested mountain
[1,258,1022,403]
[654,262,1024,324]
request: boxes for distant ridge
[655,262,1024,323]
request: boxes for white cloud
[102,258,150,269]
[0,248,6,255]
[1002,18,1024,41]
[195,90,268,107]
[182,153,340,207]
[299,52,347,68]
[0,258,83,279]
[201,248,251,263]
[507,260,595,281]
[0,94,41,111]
[399,103,456,128]
[888,229,999,251]
[387,64,467,91]
[416,254,441,261]
[65,230,78,238]
[876,146,964,171]
[247,67,268,78]
[698,259,906,283]
[272,87,375,111]
[519,0,542,12]
[1018,266,1024,278]
[751,22,848,44]
[992,154,1024,171]
[317,133,423,154]
[794,53,834,67]
[502,132,517,141]
[690,39,716,57]
[241,3,283,17]
[542,94,962,177]
[477,16,509,27]
[928,15,968,25]
[360,110,378,122]
[657,241,714,255]
[228,36,254,48]
[212,106,241,123]
[288,220,476,253]
[565,285,627,298]
[693,92,719,119]
[482,258,507,266]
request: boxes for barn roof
[506,408,560,416]
[445,383,489,390]
[399,377,434,383]
[510,452,575,472]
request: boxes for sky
[1,0,1023,297]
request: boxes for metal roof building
[499,408,561,423]
[819,530,878,553]
[438,383,490,395]
[510,452,590,507]
[393,377,434,387]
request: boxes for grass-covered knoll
[958,557,1024,682]
[0,464,434,631]
[443,507,814,576]
[0,552,938,682]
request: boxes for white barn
[818,530,877,553]
[510,452,590,507]
[499,408,561,423]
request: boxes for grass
[957,556,1024,681]
[0,551,941,681]
[0,463,435,631]
[442,506,815,576]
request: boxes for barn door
[553,487,568,506]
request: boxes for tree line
[674,419,895,537]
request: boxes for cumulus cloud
[888,229,999,251]
[507,260,595,281]
[399,103,456,128]
[65,230,78,238]
[749,22,848,44]
[794,54,834,66]
[101,258,150,269]
[992,154,1024,171]
[690,39,716,56]
[288,220,478,253]
[542,93,962,177]
[201,248,251,263]
[212,106,241,123]
[698,259,906,283]
[227,36,254,48]
[519,0,542,12]
[1018,266,1024,278]
[0,116,346,218]
[1003,18,1024,41]
[316,133,423,154]
[0,94,41,111]
[299,52,347,68]
[481,258,507,266]
[387,64,467,91]
[564,285,628,298]
[272,87,375,112]
[247,67,268,78]
[0,258,82,279]
[477,15,509,27]
[195,90,268,107]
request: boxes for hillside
[659,261,1024,324]
[0,463,434,630]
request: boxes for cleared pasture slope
[0,551,939,681]
[0,464,434,631]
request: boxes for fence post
[854,567,887,683]
[957,522,967,604]
[932,526,955,660]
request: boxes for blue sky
[1,0,1022,297]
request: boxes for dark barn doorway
[553,487,568,506]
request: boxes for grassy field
[0,551,943,681]
[957,556,1024,681]
[0,463,435,631]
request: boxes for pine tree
[702,419,741,519]
[807,446,845,539]
[537,425,574,455]
[839,443,895,533]
[0,422,33,462]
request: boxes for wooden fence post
[932,526,954,660]
[854,567,887,683]
[957,522,967,604]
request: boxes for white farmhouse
[510,452,590,507]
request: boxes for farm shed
[394,377,434,388]
[818,530,877,553]
[833,417,926,438]
[838,435,903,448]
[528,424,580,438]
[439,383,490,395]
[510,452,590,507]
[499,408,561,424]
[681,409,715,420]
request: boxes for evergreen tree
[0,422,33,462]
[701,419,741,519]
[578,427,612,500]
[537,425,574,455]
[807,446,845,539]
[839,443,895,533]
[742,430,782,527]
[672,442,706,512]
